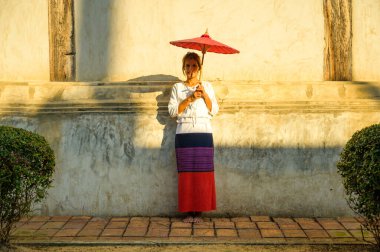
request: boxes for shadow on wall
[126,74,181,83]
[350,81,380,111]
[353,81,380,98]
[73,0,182,211]
[76,0,111,81]
[126,74,180,150]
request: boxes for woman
[168,52,219,223]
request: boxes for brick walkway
[11,216,374,245]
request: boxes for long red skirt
[175,133,216,212]
[178,171,216,212]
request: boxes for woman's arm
[202,91,212,112]
[168,85,179,117]
[202,83,219,116]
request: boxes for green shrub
[0,126,55,246]
[337,123,380,249]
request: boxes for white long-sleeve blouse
[168,81,219,124]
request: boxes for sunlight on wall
[0,0,49,81]
[73,0,324,82]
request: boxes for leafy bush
[0,126,55,246]
[337,123,380,249]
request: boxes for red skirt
[178,171,216,212]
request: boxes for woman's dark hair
[182,52,202,75]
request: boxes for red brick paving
[277,222,301,229]
[238,229,261,238]
[340,222,362,230]
[169,228,192,237]
[123,227,147,237]
[235,221,257,229]
[100,228,125,237]
[127,220,149,228]
[349,229,374,238]
[304,229,330,238]
[295,220,323,230]
[273,218,296,224]
[256,222,279,229]
[193,222,213,229]
[214,221,235,229]
[282,229,307,238]
[33,229,59,237]
[54,228,81,237]
[193,228,214,237]
[171,221,192,228]
[327,229,353,238]
[62,221,87,229]
[77,227,103,237]
[106,221,129,229]
[150,221,170,229]
[260,229,284,238]
[216,228,238,237]
[20,221,46,230]
[146,228,169,237]
[10,215,373,245]
[316,218,345,229]
[40,221,66,229]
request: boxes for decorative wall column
[48,0,75,81]
[323,0,352,81]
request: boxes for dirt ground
[1,244,376,252]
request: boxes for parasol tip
[201,28,210,38]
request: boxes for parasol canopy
[170,30,239,80]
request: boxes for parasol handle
[199,51,205,81]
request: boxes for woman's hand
[196,83,212,112]
[194,83,206,99]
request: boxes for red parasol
[170,29,239,80]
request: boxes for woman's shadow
[127,74,179,170]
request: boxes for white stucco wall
[1,1,379,82]
[75,0,324,81]
[352,0,380,81]
[0,0,49,81]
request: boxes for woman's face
[184,59,199,79]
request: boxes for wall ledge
[0,81,379,115]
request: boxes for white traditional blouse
[168,81,219,125]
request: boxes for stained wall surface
[1,80,379,216]
[0,0,380,216]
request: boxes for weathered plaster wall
[0,0,49,81]
[352,0,380,81]
[1,1,379,82]
[1,80,379,217]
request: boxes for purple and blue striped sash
[175,133,214,172]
